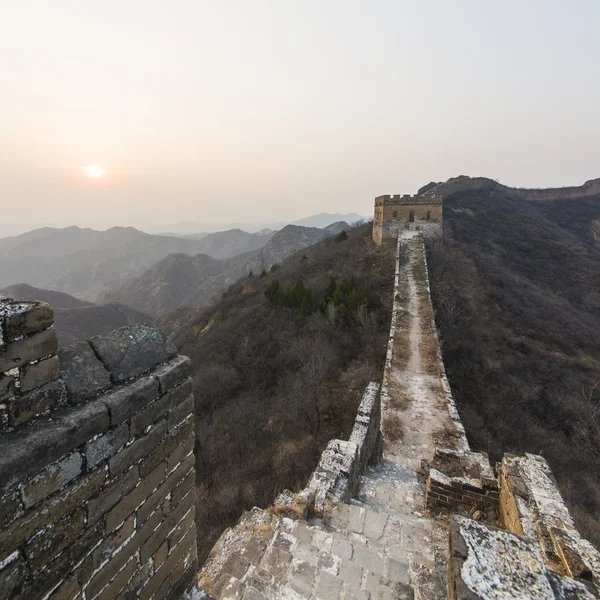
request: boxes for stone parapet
[0,297,198,600]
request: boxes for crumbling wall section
[0,298,198,600]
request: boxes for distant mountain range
[0,283,151,346]
[149,212,366,235]
[0,213,364,303]
[103,222,349,316]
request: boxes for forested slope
[162,224,395,562]
[427,187,600,547]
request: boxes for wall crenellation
[0,298,199,600]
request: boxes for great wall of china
[1,177,600,599]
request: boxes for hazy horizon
[2,1,599,230]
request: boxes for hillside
[426,184,600,547]
[1,283,151,346]
[105,223,349,316]
[0,225,214,301]
[161,223,395,562]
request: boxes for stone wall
[0,298,198,600]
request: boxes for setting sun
[85,165,105,178]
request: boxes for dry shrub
[383,414,403,441]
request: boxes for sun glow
[85,165,105,178]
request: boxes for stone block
[314,570,342,599]
[28,519,104,597]
[108,420,166,477]
[105,463,165,532]
[139,416,192,479]
[139,490,193,563]
[167,434,194,473]
[96,555,137,600]
[130,392,171,436]
[169,377,193,407]
[0,488,22,530]
[0,401,109,491]
[0,327,58,372]
[168,394,193,432]
[20,451,83,508]
[363,510,387,540]
[20,355,60,392]
[0,553,27,599]
[0,372,16,402]
[168,506,195,551]
[1,300,54,342]
[89,323,176,383]
[24,509,85,569]
[85,423,129,470]
[171,469,195,510]
[139,528,195,600]
[87,467,140,525]
[58,342,111,403]
[152,355,191,394]
[154,540,169,569]
[0,470,105,555]
[8,378,67,428]
[101,376,159,426]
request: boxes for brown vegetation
[382,413,404,442]
[167,224,395,562]
[427,187,600,548]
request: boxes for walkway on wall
[197,232,464,599]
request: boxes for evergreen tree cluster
[265,275,368,323]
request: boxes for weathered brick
[58,342,111,404]
[2,301,54,341]
[0,327,58,372]
[114,558,153,600]
[139,527,195,600]
[0,372,16,402]
[171,469,195,510]
[21,452,83,508]
[0,470,105,554]
[96,555,137,600]
[29,519,104,598]
[0,553,27,598]
[24,510,85,569]
[8,378,67,428]
[0,488,22,530]
[105,463,165,532]
[139,489,194,563]
[87,467,139,525]
[109,420,166,477]
[169,377,193,408]
[85,539,137,600]
[168,506,195,550]
[101,376,159,426]
[0,401,108,491]
[86,423,129,470]
[138,417,192,479]
[168,395,193,432]
[20,355,60,393]
[154,540,169,569]
[171,543,197,587]
[152,356,191,394]
[130,392,171,436]
[167,435,194,473]
[89,324,176,383]
[137,453,193,525]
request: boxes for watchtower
[372,193,442,245]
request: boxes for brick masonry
[0,298,198,600]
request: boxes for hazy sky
[1,1,599,230]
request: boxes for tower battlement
[372,192,442,244]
